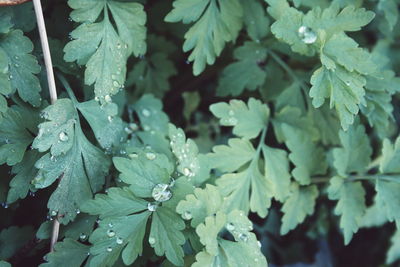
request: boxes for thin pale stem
[268,50,311,107]
[32,0,59,252]
[311,174,400,184]
[33,0,57,104]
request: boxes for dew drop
[95,96,100,102]
[116,237,123,244]
[14,63,19,68]
[107,116,113,122]
[298,25,317,44]
[345,81,351,86]
[106,247,113,252]
[257,241,262,248]
[59,131,69,142]
[148,237,156,245]
[79,233,87,241]
[124,127,133,134]
[183,167,192,177]
[129,123,138,131]
[146,152,156,160]
[229,117,238,125]
[104,95,112,103]
[129,153,138,159]
[108,222,114,228]
[239,233,248,242]
[76,209,81,214]
[107,229,115,238]
[183,211,192,220]
[141,108,151,117]
[14,55,19,60]
[51,210,57,216]
[228,110,235,116]
[113,80,120,87]
[147,202,157,212]
[226,222,235,231]
[152,183,172,202]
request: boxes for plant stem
[33,0,57,104]
[32,0,59,252]
[311,174,400,184]
[268,50,311,107]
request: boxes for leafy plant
[1,0,400,266]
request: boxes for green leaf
[32,98,110,223]
[81,187,148,219]
[280,183,318,235]
[150,207,186,266]
[77,100,126,150]
[210,98,269,139]
[375,179,400,226]
[217,42,267,96]
[266,0,316,56]
[169,124,210,185]
[360,71,399,137]
[261,145,291,202]
[40,239,90,267]
[387,230,400,264]
[380,137,400,174]
[378,0,399,30]
[0,10,12,34]
[7,150,40,203]
[0,30,41,106]
[33,99,76,157]
[0,261,11,267]
[208,138,255,173]
[194,210,267,266]
[65,0,146,101]
[272,106,319,143]
[309,66,366,130]
[241,0,269,41]
[113,153,172,199]
[176,184,223,227]
[283,127,327,185]
[0,103,38,166]
[333,123,372,177]
[304,4,375,36]
[133,94,169,133]
[309,104,340,145]
[127,53,177,98]
[359,196,388,228]
[217,163,272,218]
[0,226,34,260]
[328,176,366,245]
[321,33,376,75]
[88,212,150,266]
[165,0,243,75]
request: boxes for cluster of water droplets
[297,25,317,44]
[104,222,125,252]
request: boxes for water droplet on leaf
[146,152,156,160]
[147,202,157,212]
[107,229,115,238]
[59,131,69,142]
[226,222,235,231]
[141,108,151,117]
[148,237,156,245]
[116,237,123,244]
[298,26,317,44]
[152,183,172,202]
[239,233,248,242]
[183,211,192,220]
[106,247,113,252]
[79,233,87,240]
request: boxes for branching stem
[32,0,59,252]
